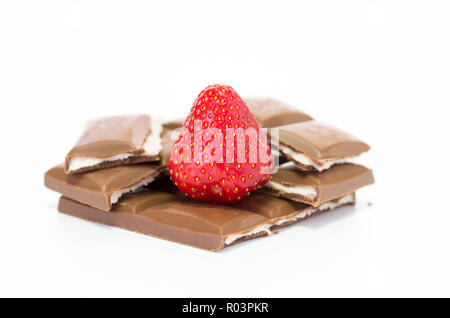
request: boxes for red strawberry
[168,84,274,203]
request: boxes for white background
[1,0,449,297]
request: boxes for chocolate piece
[264,163,373,207]
[57,190,354,251]
[276,120,370,171]
[160,121,182,166]
[45,164,166,211]
[65,115,162,174]
[162,119,184,130]
[236,192,355,233]
[245,98,313,128]
[236,192,312,219]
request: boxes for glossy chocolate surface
[246,98,313,128]
[265,163,374,206]
[45,164,166,211]
[58,189,355,251]
[278,120,370,159]
[65,115,159,173]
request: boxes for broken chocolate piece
[234,192,355,236]
[162,119,184,130]
[263,163,373,207]
[246,97,313,128]
[57,190,355,251]
[276,120,370,171]
[160,120,182,166]
[45,164,166,211]
[65,115,162,174]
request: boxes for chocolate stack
[45,101,373,251]
[246,98,374,209]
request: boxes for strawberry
[168,84,274,203]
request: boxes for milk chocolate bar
[245,98,313,128]
[65,115,163,174]
[275,120,370,171]
[264,163,373,207]
[45,164,166,211]
[58,191,355,251]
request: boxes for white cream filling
[68,118,163,172]
[224,193,354,246]
[316,193,355,212]
[274,193,355,227]
[278,144,355,172]
[265,181,317,199]
[68,153,134,172]
[142,118,163,156]
[110,171,164,205]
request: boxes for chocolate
[45,164,166,211]
[162,119,184,130]
[160,120,182,166]
[245,98,313,128]
[275,120,370,171]
[65,115,163,174]
[237,192,356,232]
[57,190,355,251]
[264,163,373,207]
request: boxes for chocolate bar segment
[65,115,162,174]
[236,192,311,219]
[264,163,373,207]
[276,121,370,171]
[45,164,166,211]
[115,191,178,213]
[138,201,269,250]
[57,190,355,251]
[246,98,313,128]
[162,119,184,130]
[160,120,182,166]
[235,192,355,234]
[58,195,268,251]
